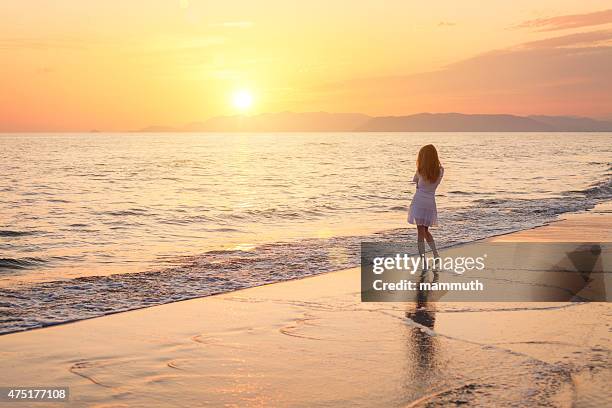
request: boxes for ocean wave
[101,208,150,216]
[581,178,612,198]
[563,177,612,199]
[206,227,243,233]
[160,205,341,225]
[0,257,47,270]
[0,230,37,237]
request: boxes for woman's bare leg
[416,225,427,270]
[424,227,440,258]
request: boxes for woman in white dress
[408,144,444,268]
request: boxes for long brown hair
[416,144,441,182]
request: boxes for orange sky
[1,1,611,131]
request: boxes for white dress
[407,167,444,226]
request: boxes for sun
[232,90,254,111]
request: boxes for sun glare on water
[232,90,254,111]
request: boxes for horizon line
[3,110,612,133]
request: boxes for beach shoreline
[1,202,610,407]
[2,201,609,337]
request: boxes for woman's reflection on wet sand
[406,271,439,374]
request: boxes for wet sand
[1,205,611,407]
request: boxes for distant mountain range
[138,112,612,132]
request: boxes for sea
[1,132,610,334]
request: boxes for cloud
[315,36,612,117]
[519,29,612,49]
[516,9,612,32]
[438,21,456,27]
